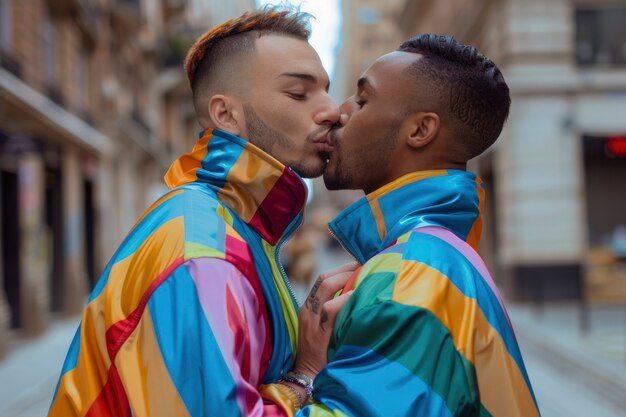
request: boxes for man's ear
[207,94,245,136]
[405,112,440,149]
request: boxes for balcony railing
[163,0,188,12]
[45,0,79,15]
[45,0,98,45]
[131,109,152,136]
[115,0,142,18]
[111,0,143,33]
[45,85,65,108]
[0,52,22,79]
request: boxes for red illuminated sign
[606,136,626,157]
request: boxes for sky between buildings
[257,0,342,79]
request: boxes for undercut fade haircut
[184,5,313,123]
[398,34,510,160]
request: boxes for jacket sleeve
[296,299,481,417]
[297,257,539,417]
[48,257,296,417]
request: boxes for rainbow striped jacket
[300,170,540,417]
[49,129,305,416]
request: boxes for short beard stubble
[243,103,326,178]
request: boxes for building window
[583,135,626,248]
[576,8,626,66]
[357,7,379,25]
[0,0,12,52]
[73,46,91,110]
[75,51,86,93]
[41,16,57,85]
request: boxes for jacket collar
[164,128,307,246]
[328,170,485,264]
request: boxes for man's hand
[294,261,360,379]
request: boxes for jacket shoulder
[153,185,253,259]
[350,229,481,305]
[92,186,253,303]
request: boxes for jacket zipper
[276,230,299,305]
[275,173,307,306]
[327,226,359,263]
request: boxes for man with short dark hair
[48,6,354,416]
[299,34,540,416]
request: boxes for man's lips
[313,131,334,153]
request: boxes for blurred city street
[2,0,626,416]
[510,303,626,416]
[0,316,79,417]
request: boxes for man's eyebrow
[277,73,331,92]
[357,77,374,92]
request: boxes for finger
[317,261,360,281]
[303,270,353,314]
[324,290,353,316]
[306,262,359,302]
[319,291,353,332]
[311,270,355,304]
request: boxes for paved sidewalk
[508,302,626,416]
[0,317,79,417]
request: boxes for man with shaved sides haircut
[295,35,541,416]
[49,6,356,416]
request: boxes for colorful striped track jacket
[49,128,305,416]
[300,170,540,417]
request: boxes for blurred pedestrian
[48,6,355,416]
[283,225,318,303]
[611,224,626,259]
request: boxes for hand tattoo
[320,312,329,331]
[311,297,321,314]
[305,279,322,312]
[309,279,322,297]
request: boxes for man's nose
[334,99,355,127]
[314,97,341,125]
[338,112,349,127]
